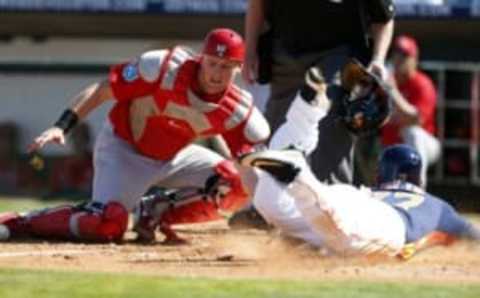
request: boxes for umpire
[242,0,395,184]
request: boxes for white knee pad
[401,125,441,187]
[401,126,440,165]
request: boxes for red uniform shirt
[382,70,437,146]
[108,47,269,160]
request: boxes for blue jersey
[373,182,471,243]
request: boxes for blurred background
[0,0,478,209]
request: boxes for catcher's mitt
[338,59,392,136]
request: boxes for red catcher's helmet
[202,28,244,63]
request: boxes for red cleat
[159,223,189,245]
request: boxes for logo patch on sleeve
[122,63,139,82]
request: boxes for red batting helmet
[202,28,245,62]
[394,35,419,58]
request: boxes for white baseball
[0,224,10,241]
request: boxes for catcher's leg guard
[212,160,249,211]
[161,160,248,225]
[25,201,128,242]
[158,201,222,245]
[133,189,220,243]
[161,200,220,225]
[133,161,248,243]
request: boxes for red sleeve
[222,122,256,158]
[222,107,270,158]
[109,62,158,101]
[409,75,437,126]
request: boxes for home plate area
[0,221,479,283]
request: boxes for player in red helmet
[381,35,440,188]
[198,28,245,95]
[0,28,269,243]
[203,28,245,61]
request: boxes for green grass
[0,269,478,298]
[0,197,73,213]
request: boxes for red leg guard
[159,161,248,226]
[214,160,249,211]
[26,201,128,242]
[28,206,75,238]
[71,202,128,242]
[99,202,129,241]
[159,223,189,245]
[161,200,221,225]
[134,161,249,243]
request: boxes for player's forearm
[245,0,266,54]
[391,88,419,125]
[68,80,113,120]
[369,19,394,64]
[51,80,112,134]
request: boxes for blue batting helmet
[377,144,422,186]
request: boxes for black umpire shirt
[267,0,395,56]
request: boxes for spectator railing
[421,61,480,185]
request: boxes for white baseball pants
[92,122,223,210]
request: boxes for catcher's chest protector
[126,47,253,160]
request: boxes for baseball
[0,225,10,241]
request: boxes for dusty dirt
[0,221,479,283]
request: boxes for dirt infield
[0,221,479,283]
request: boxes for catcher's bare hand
[28,127,65,153]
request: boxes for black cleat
[239,150,303,184]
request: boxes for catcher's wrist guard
[54,109,79,134]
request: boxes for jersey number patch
[391,193,425,211]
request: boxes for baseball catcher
[0,28,270,243]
